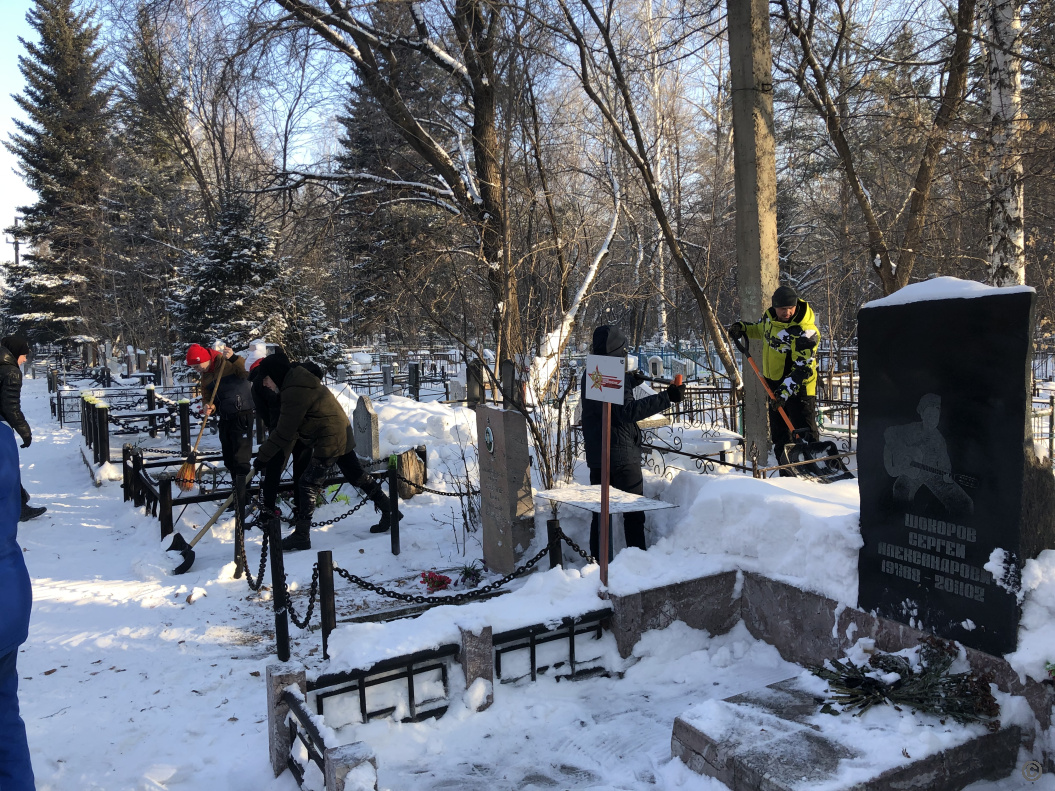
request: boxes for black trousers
[261,440,311,514]
[768,392,818,462]
[218,411,254,477]
[299,427,370,520]
[588,463,646,562]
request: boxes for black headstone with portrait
[857,278,1055,657]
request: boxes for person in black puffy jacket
[0,420,35,789]
[581,325,684,560]
[0,336,45,521]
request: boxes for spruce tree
[274,262,346,372]
[178,195,281,350]
[5,0,113,342]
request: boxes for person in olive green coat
[251,354,397,550]
[729,285,821,465]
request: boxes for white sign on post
[584,354,625,404]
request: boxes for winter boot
[281,517,312,552]
[20,504,46,522]
[364,483,402,534]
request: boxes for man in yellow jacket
[729,285,821,466]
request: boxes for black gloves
[795,334,818,351]
[252,456,266,474]
[667,382,686,403]
[628,369,648,387]
[20,436,31,449]
[727,321,746,340]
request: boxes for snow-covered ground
[11,374,1055,790]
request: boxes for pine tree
[177,195,281,350]
[5,0,113,342]
[108,3,199,353]
[274,262,346,372]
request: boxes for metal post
[146,386,157,438]
[547,518,563,569]
[233,474,246,579]
[122,443,133,502]
[132,449,145,508]
[159,473,174,540]
[179,400,191,456]
[388,455,401,556]
[600,401,611,587]
[267,516,291,662]
[97,403,110,464]
[319,550,336,660]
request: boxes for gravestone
[137,350,147,373]
[103,341,112,363]
[381,365,396,395]
[159,355,173,388]
[476,404,534,574]
[857,278,1055,656]
[353,396,381,461]
[408,362,420,401]
[648,356,664,378]
[466,360,485,405]
[448,379,466,402]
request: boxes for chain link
[238,526,270,592]
[393,472,480,498]
[286,563,320,629]
[332,528,592,606]
[274,493,372,527]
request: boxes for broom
[176,352,227,491]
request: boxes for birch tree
[986,0,1025,286]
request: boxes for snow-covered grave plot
[10,373,1055,790]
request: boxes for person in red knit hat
[186,343,255,507]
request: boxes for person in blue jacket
[0,420,35,789]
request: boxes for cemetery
[4,0,1055,787]
[2,277,1049,791]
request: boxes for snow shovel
[167,492,235,574]
[731,333,853,483]
[176,353,227,491]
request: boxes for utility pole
[728,0,780,463]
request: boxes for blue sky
[0,1,34,262]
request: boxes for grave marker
[857,279,1055,656]
[476,404,534,574]
[353,396,381,461]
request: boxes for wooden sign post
[584,353,626,587]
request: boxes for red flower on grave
[420,570,452,594]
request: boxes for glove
[20,436,31,449]
[771,394,786,411]
[628,369,648,387]
[727,322,746,340]
[795,333,818,351]
[252,456,267,474]
[666,382,686,403]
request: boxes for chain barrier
[393,472,480,498]
[332,528,593,607]
[285,563,320,630]
[271,492,373,528]
[238,526,270,592]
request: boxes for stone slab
[609,571,740,658]
[476,405,534,574]
[535,483,677,514]
[672,678,1020,791]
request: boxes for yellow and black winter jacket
[742,300,820,400]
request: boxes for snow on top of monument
[605,472,863,603]
[863,276,1033,309]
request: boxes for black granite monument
[858,281,1055,656]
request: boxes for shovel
[167,492,235,574]
[731,333,853,483]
